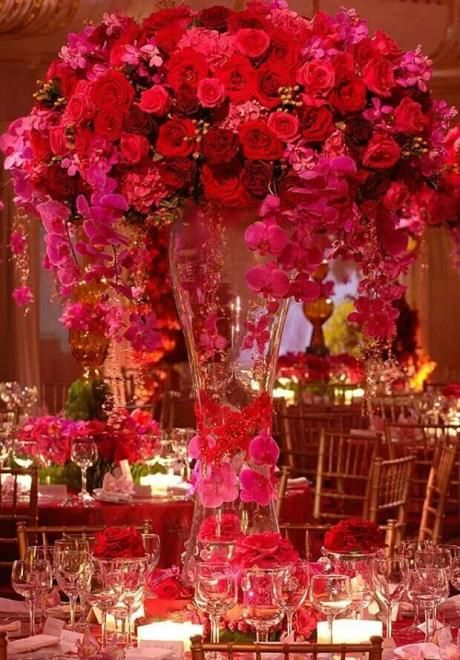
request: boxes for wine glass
[142,533,161,572]
[406,568,449,642]
[13,438,36,468]
[194,563,237,644]
[310,573,352,643]
[170,428,195,479]
[241,568,285,643]
[448,547,460,591]
[87,559,122,648]
[24,546,55,630]
[273,561,310,636]
[54,543,90,629]
[117,557,148,647]
[372,558,407,639]
[415,546,452,624]
[71,438,98,503]
[11,559,52,635]
[398,540,433,632]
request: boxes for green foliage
[64,378,111,421]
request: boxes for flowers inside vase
[323,518,386,554]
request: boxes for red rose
[90,71,134,112]
[66,81,94,123]
[167,47,208,90]
[45,61,78,98]
[156,118,196,157]
[267,111,299,142]
[329,76,367,114]
[93,527,146,559]
[123,106,153,135]
[119,132,150,164]
[142,5,191,31]
[175,84,200,115]
[139,86,170,116]
[197,77,225,108]
[238,120,282,160]
[394,97,427,134]
[201,162,246,205]
[215,55,255,104]
[362,133,401,169]
[159,158,194,190]
[373,29,403,59]
[353,38,379,67]
[256,63,293,109]
[198,6,232,31]
[331,53,356,79]
[231,532,299,570]
[94,108,125,141]
[30,129,51,162]
[383,181,410,210]
[242,160,273,198]
[324,519,385,553]
[151,577,181,600]
[39,165,75,199]
[362,58,395,97]
[268,32,299,68]
[74,127,93,159]
[235,28,270,59]
[49,126,67,157]
[227,8,267,33]
[155,26,184,54]
[297,60,335,96]
[300,106,334,143]
[202,127,240,164]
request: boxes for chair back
[0,631,6,660]
[40,382,69,414]
[418,444,457,544]
[160,390,195,430]
[190,634,383,660]
[0,466,38,568]
[313,430,381,520]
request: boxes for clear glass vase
[169,202,289,581]
[321,547,377,618]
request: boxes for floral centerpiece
[323,518,385,555]
[93,526,146,559]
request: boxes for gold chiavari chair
[190,634,384,660]
[313,430,381,521]
[0,467,38,569]
[40,382,70,414]
[17,520,152,559]
[366,456,414,547]
[274,466,290,519]
[418,444,457,544]
[0,632,6,660]
[160,390,196,430]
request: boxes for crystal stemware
[194,563,237,644]
[273,561,310,636]
[372,558,407,639]
[87,559,122,648]
[24,546,55,630]
[117,556,148,647]
[11,559,51,635]
[406,568,449,642]
[12,438,36,468]
[54,543,89,629]
[241,568,285,643]
[310,573,352,643]
[142,533,161,572]
[70,438,98,503]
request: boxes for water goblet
[11,559,52,635]
[71,438,98,503]
[54,543,90,629]
[406,568,449,642]
[415,546,453,623]
[372,558,407,639]
[142,533,161,572]
[241,568,285,643]
[310,573,352,643]
[24,547,55,629]
[13,438,36,468]
[194,563,237,644]
[117,556,148,647]
[273,561,310,636]
[87,559,122,648]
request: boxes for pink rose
[296,60,335,96]
[139,85,171,116]
[235,28,270,59]
[197,77,226,108]
[267,111,299,141]
[119,132,150,164]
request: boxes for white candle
[317,619,383,644]
[139,473,183,494]
[137,620,203,652]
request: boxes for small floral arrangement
[93,526,145,558]
[323,518,385,554]
[146,566,193,600]
[231,532,299,570]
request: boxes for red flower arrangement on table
[93,526,146,559]
[323,519,386,554]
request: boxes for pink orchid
[199,312,228,356]
[240,468,274,506]
[188,434,201,460]
[248,432,280,466]
[12,285,34,306]
[243,315,270,353]
[197,462,239,509]
[246,264,290,299]
[244,221,288,256]
[289,273,321,303]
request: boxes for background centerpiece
[1,0,454,574]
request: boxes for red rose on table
[394,97,427,134]
[235,28,270,59]
[90,70,134,112]
[159,158,194,190]
[300,106,334,143]
[268,111,299,142]
[362,133,400,169]
[324,518,385,553]
[363,58,395,97]
[198,6,232,32]
[202,127,240,165]
[93,527,146,559]
[201,162,247,205]
[329,75,367,114]
[167,47,208,90]
[156,118,196,158]
[297,60,335,96]
[139,86,171,116]
[215,55,255,104]
[94,108,125,141]
[119,132,150,164]
[256,63,292,109]
[151,577,181,600]
[239,120,282,160]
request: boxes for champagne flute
[11,560,51,635]
[372,558,407,639]
[310,574,352,643]
[24,546,55,630]
[54,543,89,629]
[194,563,237,644]
[71,438,98,503]
[241,568,285,643]
[142,533,161,572]
[273,561,310,636]
[117,557,148,647]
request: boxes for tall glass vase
[169,202,290,581]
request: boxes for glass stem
[210,614,220,644]
[81,467,87,496]
[327,614,334,643]
[69,594,77,628]
[386,603,393,639]
[286,610,294,636]
[28,598,36,636]
[424,607,432,643]
[101,609,108,649]
[126,603,133,647]
[256,627,269,643]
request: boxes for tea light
[139,473,186,495]
[137,621,203,652]
[317,619,383,644]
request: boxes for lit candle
[317,619,383,644]
[139,473,186,495]
[137,621,203,652]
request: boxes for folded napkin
[1,474,30,496]
[102,471,135,495]
[93,489,133,503]
[0,619,21,633]
[440,594,460,611]
[287,476,310,488]
[76,629,125,659]
[126,649,176,659]
[0,597,29,615]
[8,634,60,655]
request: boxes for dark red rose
[90,71,134,112]
[383,181,410,210]
[331,53,355,79]
[93,527,146,559]
[360,172,391,199]
[239,120,282,160]
[242,160,273,198]
[175,84,200,115]
[362,133,401,169]
[123,106,153,135]
[156,118,196,158]
[30,129,51,162]
[353,38,379,67]
[362,58,395,97]
[155,26,184,54]
[268,32,300,68]
[94,108,125,141]
[49,125,67,157]
[345,117,373,147]
[215,55,255,104]
[202,127,240,165]
[119,132,150,164]
[45,61,79,99]
[373,29,403,59]
[151,577,181,600]
[329,76,367,114]
[227,8,268,33]
[159,158,194,190]
[38,165,75,199]
[324,519,385,553]
[256,63,293,109]
[142,5,191,31]
[201,162,247,206]
[394,97,427,134]
[74,127,93,159]
[167,47,208,90]
[198,6,232,31]
[66,81,94,123]
[300,106,335,143]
